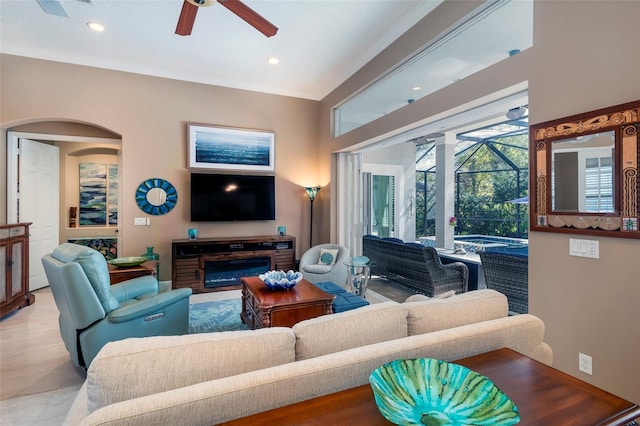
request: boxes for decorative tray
[108,256,148,268]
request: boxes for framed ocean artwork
[188,124,275,172]
[79,162,118,226]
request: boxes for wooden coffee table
[240,276,334,329]
[221,348,640,425]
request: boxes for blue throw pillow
[318,248,339,265]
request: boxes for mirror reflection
[146,187,167,206]
[551,130,615,213]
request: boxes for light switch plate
[569,238,599,259]
[134,217,148,226]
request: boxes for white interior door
[8,135,60,291]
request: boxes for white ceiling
[0,0,444,100]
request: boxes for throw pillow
[436,290,456,299]
[318,248,339,265]
[404,291,454,303]
[404,294,430,303]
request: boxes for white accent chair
[299,244,350,287]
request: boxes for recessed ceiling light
[267,57,279,65]
[412,86,421,91]
[87,22,104,32]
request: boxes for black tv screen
[191,173,275,221]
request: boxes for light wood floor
[0,286,246,426]
[0,279,411,425]
[0,288,85,425]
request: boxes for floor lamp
[305,187,320,247]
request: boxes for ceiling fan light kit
[175,0,278,38]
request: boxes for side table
[345,256,371,298]
[108,261,157,285]
[221,348,640,425]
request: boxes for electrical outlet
[579,352,592,375]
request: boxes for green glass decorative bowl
[108,256,148,268]
[369,358,520,425]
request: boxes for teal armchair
[42,243,192,369]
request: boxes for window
[334,0,533,136]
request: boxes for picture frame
[188,124,275,172]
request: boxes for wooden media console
[172,235,296,292]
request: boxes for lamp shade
[305,186,320,201]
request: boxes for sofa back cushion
[86,327,296,412]
[405,289,508,335]
[293,301,408,360]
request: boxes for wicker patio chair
[479,251,529,314]
[364,235,468,297]
[363,235,387,277]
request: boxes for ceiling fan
[175,0,278,37]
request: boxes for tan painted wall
[319,0,640,404]
[1,55,321,278]
[1,0,639,405]
[528,0,640,404]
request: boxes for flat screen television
[190,173,275,221]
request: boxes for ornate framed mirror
[530,100,639,238]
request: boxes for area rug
[189,299,249,334]
[188,289,390,334]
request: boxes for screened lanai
[414,114,530,239]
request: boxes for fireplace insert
[204,257,271,288]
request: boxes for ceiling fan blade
[218,0,278,37]
[176,1,199,36]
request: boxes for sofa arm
[107,288,191,323]
[109,276,159,302]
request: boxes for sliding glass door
[363,164,403,238]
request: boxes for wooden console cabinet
[1,223,34,318]
[172,235,296,293]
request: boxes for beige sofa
[65,289,552,425]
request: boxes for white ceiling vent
[36,0,94,18]
[36,0,68,17]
